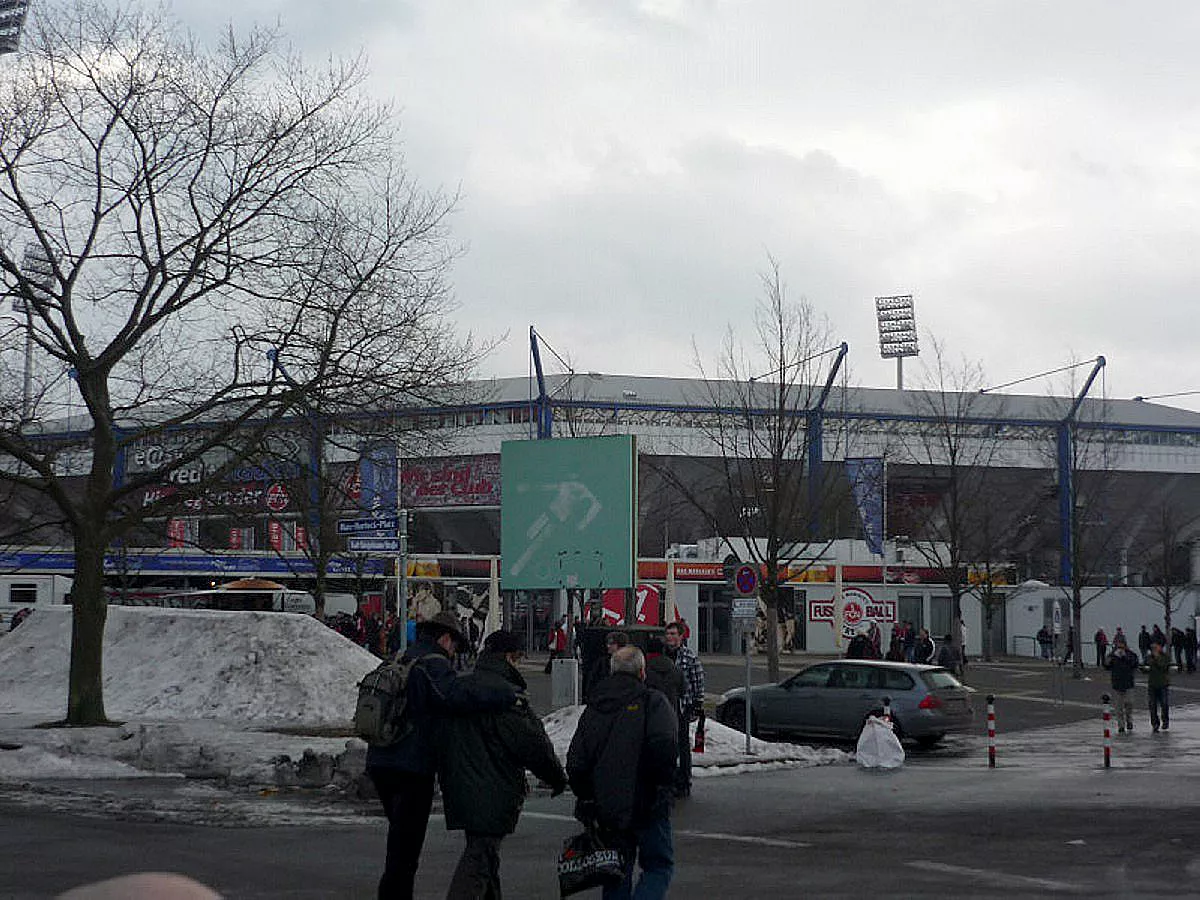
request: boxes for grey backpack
[353,653,439,747]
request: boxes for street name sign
[337,515,399,536]
[347,536,403,553]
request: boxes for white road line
[518,812,810,848]
[907,860,1082,893]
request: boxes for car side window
[883,670,915,691]
[792,666,831,687]
[841,666,870,689]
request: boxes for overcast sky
[178,1,1200,410]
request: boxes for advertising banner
[402,455,500,507]
[359,445,398,513]
[845,457,886,556]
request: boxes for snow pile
[0,606,379,725]
[542,705,849,773]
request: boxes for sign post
[731,590,759,755]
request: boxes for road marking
[992,692,1100,711]
[519,812,810,848]
[907,860,1081,893]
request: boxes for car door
[825,664,878,737]
[762,664,833,735]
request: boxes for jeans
[1111,690,1133,730]
[369,768,436,900]
[447,832,504,900]
[1149,686,1170,731]
[602,816,674,900]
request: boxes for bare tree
[892,339,1019,666]
[1130,497,1200,648]
[664,260,847,681]
[0,2,481,725]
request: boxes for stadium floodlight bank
[0,0,30,55]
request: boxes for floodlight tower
[875,294,919,389]
[0,0,31,55]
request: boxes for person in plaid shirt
[664,621,704,797]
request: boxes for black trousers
[447,832,505,900]
[675,712,692,791]
[370,768,436,900]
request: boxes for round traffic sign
[734,564,758,597]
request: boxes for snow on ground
[0,606,379,724]
[542,705,848,774]
[0,607,845,785]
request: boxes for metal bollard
[1102,693,1112,769]
[986,694,996,769]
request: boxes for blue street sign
[347,536,403,553]
[337,515,400,536]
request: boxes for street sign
[337,515,400,536]
[731,598,758,620]
[733,563,759,597]
[347,536,403,553]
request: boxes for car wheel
[721,700,758,737]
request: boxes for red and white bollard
[882,696,892,725]
[986,694,996,769]
[1102,693,1112,769]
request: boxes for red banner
[401,455,500,507]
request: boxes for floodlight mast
[875,294,918,389]
[0,0,30,56]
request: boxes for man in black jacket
[365,611,516,900]
[567,645,678,900]
[1105,634,1139,733]
[439,630,567,899]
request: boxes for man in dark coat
[365,611,516,900]
[567,646,678,900]
[1104,635,1139,733]
[439,630,567,899]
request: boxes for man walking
[365,611,516,900]
[1138,625,1152,664]
[1147,640,1171,733]
[567,646,678,900]
[664,620,704,798]
[439,631,567,899]
[1104,635,1139,733]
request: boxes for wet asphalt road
[5,656,1200,898]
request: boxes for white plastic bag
[855,716,905,769]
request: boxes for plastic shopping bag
[855,715,905,769]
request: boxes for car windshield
[923,669,964,689]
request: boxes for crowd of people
[325,609,482,667]
[365,611,704,899]
[1035,622,1199,673]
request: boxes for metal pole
[21,319,33,421]
[896,356,903,391]
[987,694,996,769]
[744,627,753,755]
[1102,693,1112,769]
[397,508,409,652]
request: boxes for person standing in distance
[365,611,516,900]
[663,621,704,798]
[568,646,678,900]
[439,630,567,899]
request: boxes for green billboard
[501,435,637,590]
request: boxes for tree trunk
[763,582,780,682]
[67,533,110,725]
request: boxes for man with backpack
[363,611,517,900]
[438,630,567,899]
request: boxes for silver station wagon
[715,659,974,747]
